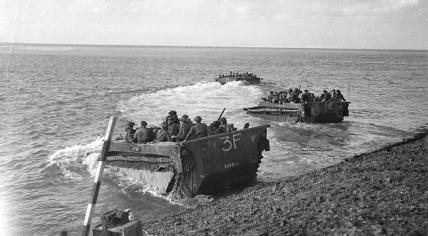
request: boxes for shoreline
[141,131,428,235]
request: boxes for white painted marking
[220,136,232,152]
[93,161,105,183]
[83,204,93,225]
[232,133,241,149]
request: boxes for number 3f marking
[220,133,241,152]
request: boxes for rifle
[216,108,226,122]
[209,108,226,134]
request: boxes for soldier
[320,90,331,102]
[309,92,316,102]
[287,88,293,101]
[267,91,274,102]
[336,90,346,102]
[291,88,301,103]
[167,116,180,136]
[176,114,192,141]
[155,122,170,142]
[214,117,228,134]
[185,116,208,140]
[166,110,180,125]
[134,121,150,143]
[331,89,337,101]
[301,89,310,103]
[124,121,135,143]
[213,117,235,134]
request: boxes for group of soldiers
[124,111,236,143]
[218,71,257,78]
[265,88,346,104]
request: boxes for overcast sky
[1,0,427,49]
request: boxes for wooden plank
[81,116,117,236]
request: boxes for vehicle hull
[104,125,270,198]
[215,76,261,85]
[244,101,350,123]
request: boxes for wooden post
[82,116,117,236]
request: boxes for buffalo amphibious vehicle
[215,73,262,85]
[244,100,350,123]
[103,119,270,198]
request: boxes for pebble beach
[141,131,428,235]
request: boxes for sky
[0,0,427,49]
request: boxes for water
[0,45,427,235]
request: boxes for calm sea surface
[0,45,427,235]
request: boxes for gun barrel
[216,108,226,122]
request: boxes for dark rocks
[141,134,428,235]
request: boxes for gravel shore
[141,132,428,235]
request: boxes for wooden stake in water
[81,116,117,236]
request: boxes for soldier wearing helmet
[185,116,208,141]
[166,110,180,125]
[336,90,346,102]
[301,89,310,103]
[125,121,135,143]
[134,121,150,143]
[214,117,228,134]
[155,122,170,142]
[167,116,180,137]
[176,114,192,141]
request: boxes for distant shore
[141,131,428,235]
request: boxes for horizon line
[0,41,427,52]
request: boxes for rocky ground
[141,132,428,235]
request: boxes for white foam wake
[118,81,264,128]
[48,137,104,179]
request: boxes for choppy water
[0,45,427,235]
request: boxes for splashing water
[119,81,264,128]
[48,137,104,179]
